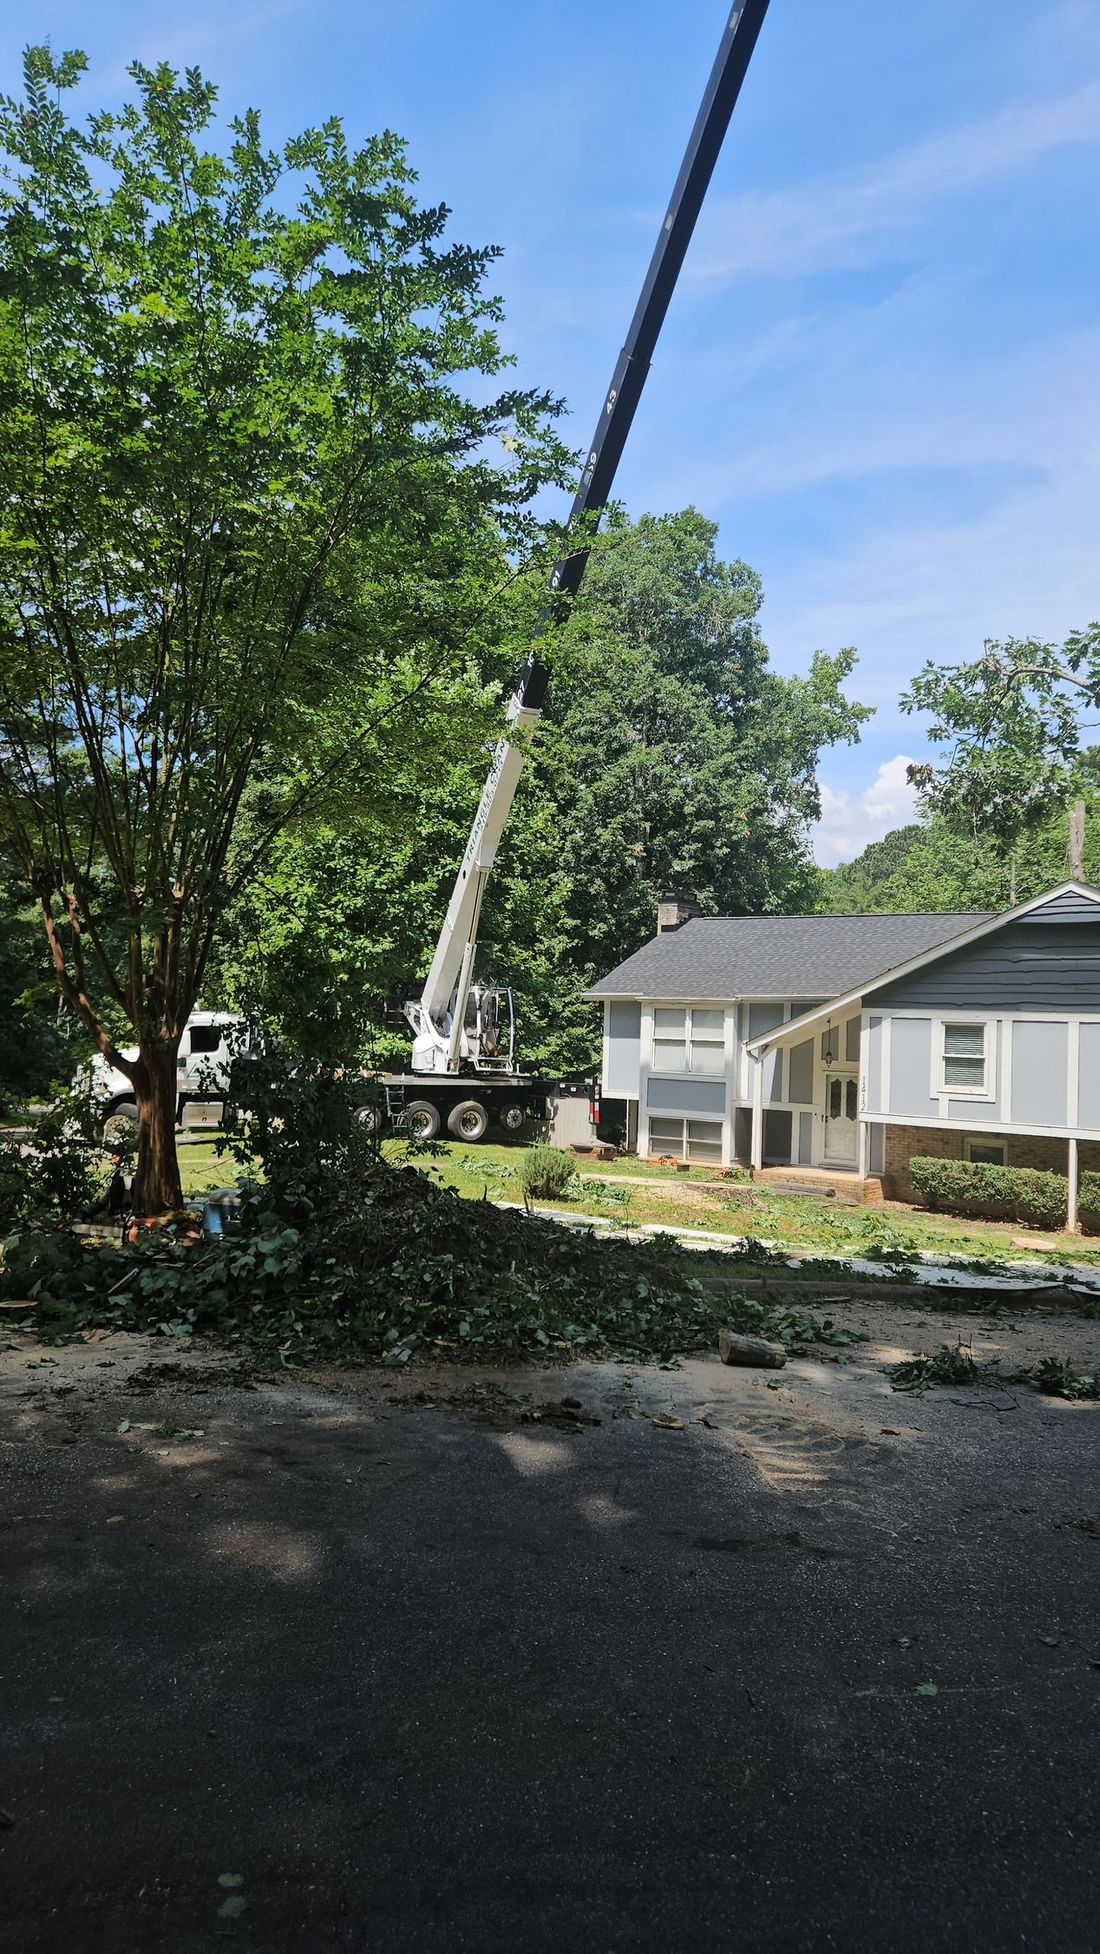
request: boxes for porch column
[858,1118,870,1182]
[750,1052,764,1173]
[1067,1136,1080,1235]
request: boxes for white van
[85,1012,246,1141]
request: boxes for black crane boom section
[519,0,772,712]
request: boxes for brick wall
[882,1124,1100,1203]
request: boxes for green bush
[908,1155,1066,1227]
[1077,1170,1100,1215]
[0,1085,132,1232]
[520,1145,577,1202]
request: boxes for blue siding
[865,1016,883,1113]
[646,1076,726,1117]
[875,916,1100,1010]
[1025,890,1100,922]
[746,1000,785,1104]
[1010,1021,1068,1127]
[788,1037,814,1104]
[887,1018,940,1118]
[604,1001,641,1096]
[1079,1022,1100,1129]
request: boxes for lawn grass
[394,1139,1100,1267]
[173,1130,1100,1268]
[177,1135,234,1199]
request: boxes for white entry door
[823,1071,859,1164]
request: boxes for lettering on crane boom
[459,735,511,874]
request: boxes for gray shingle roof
[586,912,993,1002]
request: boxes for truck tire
[103,1102,138,1145]
[354,1102,382,1135]
[447,1099,489,1142]
[404,1100,441,1141]
[498,1101,526,1137]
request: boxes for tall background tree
[0,48,568,1207]
[819,626,1100,915]
[215,508,870,1074]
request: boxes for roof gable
[743,882,1100,1051]
[585,909,991,1004]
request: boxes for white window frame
[649,1005,726,1077]
[963,1136,1006,1166]
[646,1114,724,1164]
[936,1017,994,1100]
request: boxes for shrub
[908,1156,1066,1227]
[1077,1170,1100,1215]
[0,1085,132,1232]
[520,1145,576,1201]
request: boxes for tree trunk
[1067,799,1086,880]
[130,1039,184,1215]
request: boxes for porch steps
[752,1166,886,1206]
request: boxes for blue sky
[6,0,1100,862]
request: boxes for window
[648,1115,723,1163]
[826,1077,858,1121]
[941,1021,986,1093]
[651,1006,725,1075]
[686,1119,723,1163]
[965,1139,1005,1166]
[188,1023,223,1054]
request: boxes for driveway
[2,1313,1098,1953]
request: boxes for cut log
[719,1328,787,1369]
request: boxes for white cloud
[692,80,1100,285]
[813,755,920,867]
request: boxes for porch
[751,1163,886,1205]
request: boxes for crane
[392,0,772,1136]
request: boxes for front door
[823,1071,859,1164]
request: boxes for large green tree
[818,761,1100,918]
[216,508,870,1076]
[0,48,567,1208]
[481,509,868,1069]
[903,627,1100,847]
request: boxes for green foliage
[212,508,871,1077]
[521,1145,577,1201]
[0,1086,132,1232]
[1075,1171,1100,1215]
[902,629,1100,846]
[0,46,568,1202]
[0,879,79,1108]
[909,1156,1066,1228]
[817,767,1100,919]
[219,1046,382,1225]
[889,1342,979,1393]
[1034,1357,1099,1401]
[488,509,870,1070]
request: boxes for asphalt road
[2,1333,1098,1953]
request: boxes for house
[587,882,1100,1228]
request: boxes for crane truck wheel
[498,1102,526,1137]
[404,1100,441,1141]
[103,1103,138,1145]
[354,1102,382,1135]
[446,1100,489,1142]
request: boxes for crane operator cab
[407,980,516,1075]
[466,983,514,1068]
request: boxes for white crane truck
[369,1,773,1144]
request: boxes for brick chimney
[657,891,701,934]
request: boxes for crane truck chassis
[87,1011,598,1148]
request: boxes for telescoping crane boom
[405,0,772,1079]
